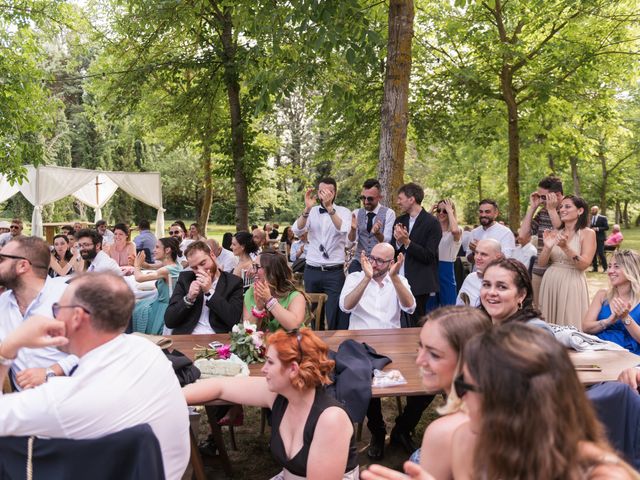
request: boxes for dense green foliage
[0,0,638,228]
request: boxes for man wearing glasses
[0,273,190,480]
[0,218,24,248]
[339,242,415,459]
[0,236,77,390]
[292,177,351,330]
[347,179,396,274]
[75,229,122,275]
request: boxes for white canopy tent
[0,165,165,237]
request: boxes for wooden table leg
[189,428,207,480]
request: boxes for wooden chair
[306,292,328,331]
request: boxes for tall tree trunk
[220,8,249,231]
[615,200,621,224]
[377,0,414,208]
[623,200,629,229]
[477,174,482,203]
[500,65,520,229]
[198,136,213,230]
[548,153,555,172]
[598,144,607,214]
[569,155,581,196]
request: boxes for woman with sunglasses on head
[538,195,596,328]
[583,250,640,354]
[244,249,308,332]
[431,199,461,306]
[183,328,359,480]
[480,257,554,334]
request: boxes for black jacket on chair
[395,209,442,296]
[164,270,243,334]
[0,424,164,480]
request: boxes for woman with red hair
[183,328,359,479]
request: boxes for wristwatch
[0,343,14,367]
[624,316,632,326]
[45,368,56,381]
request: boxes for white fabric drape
[0,166,164,237]
[72,174,119,223]
[106,171,164,236]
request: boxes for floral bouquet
[230,321,266,364]
[193,343,232,361]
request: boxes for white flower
[232,324,240,333]
[243,321,258,331]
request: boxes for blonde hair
[607,250,640,307]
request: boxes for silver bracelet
[183,295,195,307]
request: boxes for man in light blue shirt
[133,219,157,263]
[0,236,77,390]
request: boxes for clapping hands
[542,230,559,249]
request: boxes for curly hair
[266,328,334,391]
[234,231,259,255]
[465,323,612,479]
[480,257,543,324]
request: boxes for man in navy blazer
[393,182,442,321]
[391,182,440,454]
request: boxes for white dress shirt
[339,271,416,330]
[348,204,396,245]
[0,277,78,384]
[289,240,307,262]
[191,278,219,334]
[511,242,537,270]
[0,334,190,480]
[89,250,123,275]
[291,205,351,266]
[455,272,482,307]
[470,222,515,258]
[216,248,238,273]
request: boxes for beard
[479,216,494,226]
[0,266,19,290]
[80,249,98,261]
[373,266,390,279]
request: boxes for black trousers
[303,266,348,329]
[593,239,607,271]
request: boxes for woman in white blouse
[432,199,461,305]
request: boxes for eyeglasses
[453,373,481,398]
[252,263,264,272]
[367,255,392,266]
[0,253,48,269]
[52,302,92,318]
[286,328,304,364]
[359,195,376,202]
[169,230,181,235]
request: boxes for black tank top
[269,388,358,477]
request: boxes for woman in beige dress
[538,195,596,328]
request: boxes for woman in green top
[243,249,308,332]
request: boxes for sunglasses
[52,302,92,318]
[318,244,330,260]
[359,195,376,202]
[453,373,481,398]
[0,253,48,269]
[286,328,304,364]
[169,230,181,235]
[436,208,446,214]
[9,225,20,229]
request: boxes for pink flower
[216,344,232,359]
[251,331,264,349]
[245,328,254,334]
